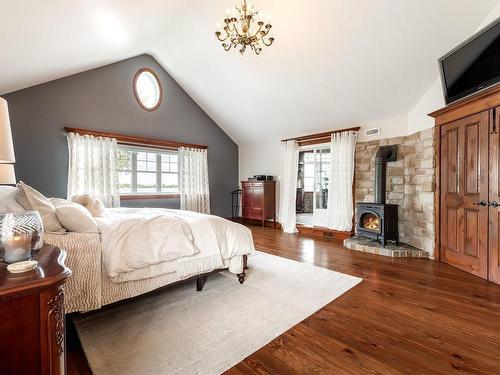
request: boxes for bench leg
[196,276,207,291]
[237,271,246,284]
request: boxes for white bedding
[96,208,255,283]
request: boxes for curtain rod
[64,127,208,150]
[281,126,361,143]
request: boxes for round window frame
[133,68,163,112]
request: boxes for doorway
[296,145,330,227]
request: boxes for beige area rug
[74,251,362,375]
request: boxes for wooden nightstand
[0,245,71,375]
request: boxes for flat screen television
[439,18,500,105]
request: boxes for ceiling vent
[365,127,380,137]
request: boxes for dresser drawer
[243,207,262,219]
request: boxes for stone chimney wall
[354,128,435,255]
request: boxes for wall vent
[365,127,380,136]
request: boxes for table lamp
[0,97,16,185]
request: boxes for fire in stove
[362,214,380,231]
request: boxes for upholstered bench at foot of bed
[101,254,248,305]
[44,232,102,313]
[44,231,248,313]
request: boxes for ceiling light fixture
[215,0,274,55]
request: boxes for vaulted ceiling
[0,0,497,143]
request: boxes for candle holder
[0,211,44,264]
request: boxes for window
[133,68,162,111]
[117,145,178,196]
[303,152,315,192]
[314,148,330,209]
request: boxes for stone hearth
[344,236,428,258]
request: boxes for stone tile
[343,237,429,258]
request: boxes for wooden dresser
[241,180,276,227]
[0,245,71,375]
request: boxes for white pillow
[56,202,99,233]
[0,186,24,213]
[18,181,66,232]
[50,198,71,207]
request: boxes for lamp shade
[0,97,15,163]
[0,164,16,185]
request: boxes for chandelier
[215,0,275,55]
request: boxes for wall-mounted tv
[439,17,500,105]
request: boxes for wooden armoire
[241,181,276,228]
[430,84,500,284]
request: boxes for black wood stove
[356,145,399,247]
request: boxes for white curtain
[67,133,120,208]
[279,140,299,233]
[179,147,210,214]
[327,131,358,231]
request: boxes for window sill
[120,194,180,200]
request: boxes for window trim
[282,126,361,146]
[120,194,180,200]
[117,145,180,198]
[133,68,163,112]
[64,127,207,150]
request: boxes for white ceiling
[0,0,497,144]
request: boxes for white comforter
[96,208,255,283]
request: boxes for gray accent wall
[2,55,238,217]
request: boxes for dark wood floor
[68,226,500,375]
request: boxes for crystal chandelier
[215,0,275,55]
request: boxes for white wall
[357,115,408,142]
[239,115,408,182]
[407,79,444,134]
[239,138,282,182]
[407,2,500,135]
[238,138,282,216]
[479,1,500,28]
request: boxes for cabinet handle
[492,108,497,134]
[474,201,488,206]
[489,201,499,208]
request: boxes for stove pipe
[374,146,396,204]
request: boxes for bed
[2,184,255,313]
[43,207,255,313]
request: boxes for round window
[133,68,162,111]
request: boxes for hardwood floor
[67,226,500,374]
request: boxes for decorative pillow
[71,194,106,217]
[55,203,99,233]
[16,186,32,210]
[0,186,25,213]
[50,198,71,208]
[17,181,66,232]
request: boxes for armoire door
[251,182,264,219]
[489,107,500,284]
[440,111,489,279]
